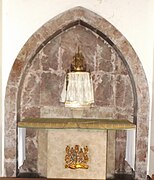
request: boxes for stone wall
[4,7,149,179]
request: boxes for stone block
[47,129,107,179]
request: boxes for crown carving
[65,145,89,169]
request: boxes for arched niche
[4,6,149,179]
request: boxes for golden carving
[65,145,89,169]
[70,47,87,72]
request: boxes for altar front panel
[46,129,107,179]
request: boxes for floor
[16,172,154,180]
[17,172,136,180]
[107,173,135,180]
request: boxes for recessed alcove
[4,7,149,179]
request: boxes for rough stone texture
[115,130,127,172]
[4,85,17,177]
[40,73,63,106]
[4,148,16,160]
[5,162,16,177]
[4,7,149,179]
[37,130,47,177]
[107,131,116,178]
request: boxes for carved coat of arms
[65,145,89,169]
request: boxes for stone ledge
[18,118,136,130]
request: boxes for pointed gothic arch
[5,6,149,179]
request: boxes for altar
[18,117,135,179]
